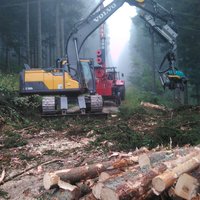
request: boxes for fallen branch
[15,125,36,134]
[0,168,5,183]
[0,158,64,186]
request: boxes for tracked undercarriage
[42,94,103,116]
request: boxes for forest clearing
[0,89,200,199]
[1,0,200,199]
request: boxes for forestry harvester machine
[19,0,187,116]
[95,13,125,106]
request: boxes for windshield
[81,61,95,93]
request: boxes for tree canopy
[0,0,200,104]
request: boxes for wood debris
[140,101,167,111]
[0,168,5,183]
[43,146,200,200]
[174,173,199,200]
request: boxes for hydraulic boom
[20,0,185,116]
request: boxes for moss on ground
[2,131,27,148]
[1,75,200,151]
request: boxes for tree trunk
[18,46,21,67]
[174,173,199,200]
[80,193,97,200]
[196,84,200,105]
[26,0,30,64]
[92,150,179,200]
[34,43,37,67]
[37,0,42,67]
[55,1,61,58]
[60,18,65,57]
[43,158,135,190]
[92,169,123,199]
[151,31,156,93]
[184,83,189,105]
[97,149,200,200]
[58,179,81,200]
[100,163,167,200]
[152,154,200,194]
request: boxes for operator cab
[106,67,122,81]
[58,58,96,94]
[79,59,96,94]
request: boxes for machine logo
[93,3,117,22]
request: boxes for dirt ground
[0,105,199,200]
[0,105,121,200]
[0,129,110,200]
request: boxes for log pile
[43,146,200,200]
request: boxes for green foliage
[0,0,94,72]
[149,126,200,148]
[36,118,70,131]
[19,153,35,161]
[3,131,27,148]
[130,0,200,104]
[0,73,19,91]
[13,95,41,113]
[93,123,142,151]
[44,150,60,156]
[0,189,9,200]
[119,87,172,119]
[0,73,41,125]
[148,106,200,148]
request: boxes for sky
[103,0,137,67]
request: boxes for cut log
[58,179,81,200]
[43,173,60,190]
[76,179,96,196]
[92,182,104,199]
[164,150,200,169]
[93,169,123,199]
[100,163,167,200]
[140,101,166,111]
[174,173,199,200]
[93,153,168,200]
[50,188,80,200]
[99,170,122,182]
[152,154,200,194]
[80,193,97,200]
[97,149,200,200]
[138,153,151,170]
[43,158,134,190]
[191,194,200,200]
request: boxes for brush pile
[43,146,200,200]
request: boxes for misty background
[0,0,200,104]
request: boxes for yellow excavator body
[19,59,96,96]
[24,69,79,90]
[135,0,144,3]
[20,67,81,95]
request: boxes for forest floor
[0,103,200,199]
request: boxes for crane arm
[139,11,187,91]
[66,0,174,69]
[139,13,177,51]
